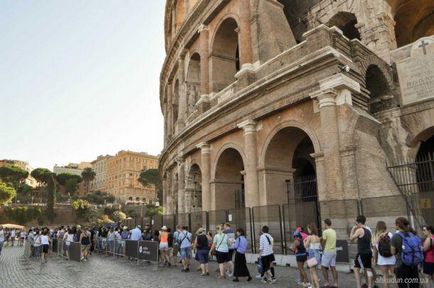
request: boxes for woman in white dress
[372,221,396,288]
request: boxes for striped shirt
[259,233,274,256]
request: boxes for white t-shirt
[10,230,16,237]
[20,231,26,238]
[41,235,49,245]
[0,229,5,242]
[34,235,41,247]
[259,233,274,256]
[66,234,74,245]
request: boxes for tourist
[0,226,4,257]
[80,227,91,261]
[27,228,35,257]
[210,224,230,279]
[34,230,41,258]
[293,230,310,287]
[350,215,374,288]
[232,228,251,282]
[223,223,235,277]
[172,225,181,265]
[167,228,174,263]
[153,229,160,242]
[321,218,338,288]
[372,221,396,288]
[259,225,275,284]
[40,230,50,264]
[107,227,115,254]
[19,230,26,247]
[121,226,129,240]
[9,229,16,247]
[422,225,434,286]
[179,226,192,272]
[114,228,122,255]
[159,226,171,266]
[130,225,142,241]
[64,228,74,260]
[390,217,423,288]
[142,225,152,241]
[304,223,321,288]
[193,227,209,276]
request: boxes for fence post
[248,207,254,253]
[205,211,209,231]
[278,205,284,255]
[251,207,256,254]
[282,205,287,255]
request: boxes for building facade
[53,162,92,176]
[90,155,112,192]
[105,151,159,203]
[159,0,434,236]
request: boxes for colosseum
[159,0,434,239]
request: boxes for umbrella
[0,224,25,230]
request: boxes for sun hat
[162,226,168,230]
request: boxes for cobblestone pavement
[0,246,357,288]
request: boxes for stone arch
[185,163,202,212]
[259,121,320,168]
[393,0,434,47]
[212,145,246,210]
[327,12,361,40]
[365,65,394,113]
[210,17,240,93]
[262,125,321,229]
[186,52,201,114]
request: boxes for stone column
[237,120,259,207]
[177,56,187,131]
[197,142,211,211]
[198,24,210,95]
[176,157,185,213]
[238,0,253,67]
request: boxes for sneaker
[256,274,262,279]
[247,276,252,282]
[261,278,269,284]
[185,268,190,272]
[270,278,277,284]
[233,278,239,282]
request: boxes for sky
[0,0,166,170]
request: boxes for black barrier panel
[138,241,159,262]
[69,242,82,262]
[52,239,58,253]
[125,240,138,258]
[336,240,349,263]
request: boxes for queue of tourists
[0,215,433,288]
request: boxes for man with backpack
[391,217,423,288]
[179,226,192,272]
[350,215,374,288]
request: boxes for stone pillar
[238,0,253,68]
[176,157,185,213]
[197,142,211,211]
[237,120,259,207]
[177,56,187,131]
[166,83,173,139]
[198,24,210,95]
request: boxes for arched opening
[416,134,434,222]
[172,80,179,132]
[186,53,201,115]
[213,148,245,210]
[278,0,321,43]
[327,12,361,41]
[210,18,240,92]
[393,0,434,47]
[263,127,320,230]
[186,164,202,212]
[365,65,394,114]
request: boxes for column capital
[237,119,257,134]
[196,142,211,153]
[310,89,338,108]
[198,24,209,33]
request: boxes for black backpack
[378,234,392,257]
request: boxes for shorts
[261,254,275,272]
[354,253,372,269]
[296,254,308,263]
[321,251,337,268]
[216,251,231,264]
[423,262,434,276]
[228,249,234,259]
[159,242,169,251]
[197,249,209,264]
[173,245,179,257]
[42,244,49,254]
[81,244,90,251]
[180,247,192,260]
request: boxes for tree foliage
[4,206,42,225]
[81,168,96,194]
[46,174,56,220]
[81,191,115,205]
[0,165,29,186]
[138,169,162,201]
[15,184,33,204]
[112,210,127,222]
[71,199,91,220]
[0,182,16,204]
[144,204,163,217]
[31,168,52,185]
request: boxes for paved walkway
[0,246,357,288]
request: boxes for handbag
[307,257,318,268]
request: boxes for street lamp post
[285,179,292,254]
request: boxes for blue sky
[0,0,166,169]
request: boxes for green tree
[4,206,42,225]
[0,165,28,187]
[81,168,96,194]
[56,173,82,196]
[112,210,127,222]
[30,168,52,185]
[72,199,91,220]
[81,191,114,205]
[138,169,162,202]
[144,204,163,217]
[46,174,56,221]
[0,182,16,204]
[16,184,33,204]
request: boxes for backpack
[397,232,423,267]
[378,234,392,257]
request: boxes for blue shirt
[234,236,248,254]
[130,227,141,241]
[179,231,192,249]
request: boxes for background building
[53,162,92,176]
[159,0,434,237]
[90,151,159,203]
